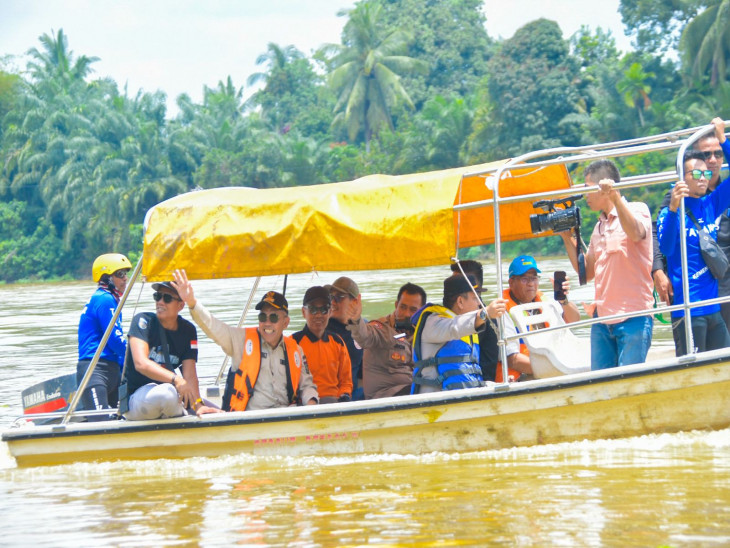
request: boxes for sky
[0,0,633,116]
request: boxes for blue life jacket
[410,304,483,394]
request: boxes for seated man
[505,255,580,359]
[411,274,509,393]
[123,281,219,420]
[451,260,527,382]
[293,286,352,404]
[173,269,318,410]
[347,282,427,399]
[325,277,364,399]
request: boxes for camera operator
[559,159,654,370]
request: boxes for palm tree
[680,0,730,87]
[318,2,425,151]
[26,29,99,93]
[617,62,654,127]
[246,43,304,89]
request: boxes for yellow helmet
[92,253,132,282]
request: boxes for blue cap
[509,255,541,277]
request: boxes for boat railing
[455,122,729,381]
[12,407,123,428]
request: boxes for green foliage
[477,19,582,158]
[379,0,493,108]
[0,3,726,283]
[0,200,72,281]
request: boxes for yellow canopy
[142,161,572,281]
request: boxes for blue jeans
[591,316,653,370]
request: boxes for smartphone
[554,271,567,301]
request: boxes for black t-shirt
[478,321,499,381]
[124,312,198,395]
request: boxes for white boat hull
[4,351,730,467]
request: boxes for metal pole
[673,122,728,355]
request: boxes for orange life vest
[494,289,547,382]
[229,327,303,411]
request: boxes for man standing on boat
[652,119,730,332]
[411,275,509,393]
[504,255,581,370]
[77,253,131,419]
[325,277,364,400]
[123,281,218,420]
[347,282,427,399]
[657,119,730,356]
[293,286,352,404]
[560,160,654,370]
[173,269,319,410]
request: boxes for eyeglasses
[113,270,128,279]
[690,169,713,181]
[516,275,539,285]
[330,293,349,303]
[702,150,724,161]
[153,292,181,303]
[305,304,331,315]
[258,312,282,323]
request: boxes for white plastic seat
[509,302,591,378]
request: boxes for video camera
[529,195,583,235]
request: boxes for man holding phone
[504,255,581,360]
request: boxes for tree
[26,29,99,94]
[379,0,493,108]
[318,1,425,151]
[680,0,730,86]
[477,19,582,158]
[247,43,332,137]
[617,62,655,127]
[619,0,703,54]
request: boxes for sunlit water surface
[1,262,728,546]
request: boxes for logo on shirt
[294,351,301,369]
[138,316,148,330]
[245,339,253,355]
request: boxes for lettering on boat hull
[253,431,360,446]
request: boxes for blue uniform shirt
[78,287,127,367]
[657,139,730,317]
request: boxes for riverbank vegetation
[1,0,728,282]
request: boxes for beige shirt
[190,301,318,409]
[348,313,414,399]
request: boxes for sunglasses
[113,270,128,279]
[305,304,331,315]
[690,169,713,181]
[258,312,282,323]
[330,293,349,303]
[702,150,724,160]
[153,292,181,303]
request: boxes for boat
[4,124,730,467]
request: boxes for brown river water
[1,262,729,546]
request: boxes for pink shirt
[589,199,653,324]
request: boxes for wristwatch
[478,308,487,321]
[558,298,569,305]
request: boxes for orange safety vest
[495,289,547,383]
[229,327,303,411]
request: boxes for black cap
[303,286,331,306]
[255,290,289,312]
[443,274,478,299]
[151,281,180,298]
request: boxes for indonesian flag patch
[190,340,198,350]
